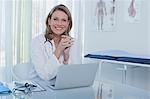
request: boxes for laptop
[49,63,99,90]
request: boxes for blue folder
[0,85,11,94]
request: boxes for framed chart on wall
[84,0,117,32]
[124,0,141,23]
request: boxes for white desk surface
[1,80,150,99]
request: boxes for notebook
[49,63,99,90]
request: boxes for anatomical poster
[124,0,141,23]
[85,0,117,32]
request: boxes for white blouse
[31,34,80,81]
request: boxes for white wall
[83,0,150,56]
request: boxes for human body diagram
[124,0,141,23]
[95,0,116,31]
[110,0,115,26]
[95,0,107,30]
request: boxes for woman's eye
[62,19,67,22]
[53,18,58,21]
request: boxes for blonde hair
[44,4,72,41]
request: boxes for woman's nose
[56,20,63,25]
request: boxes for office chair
[12,63,32,80]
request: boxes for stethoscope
[44,40,54,58]
[44,39,64,62]
[13,82,37,95]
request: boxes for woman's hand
[58,35,73,51]
[54,35,74,62]
[61,35,74,64]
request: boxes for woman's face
[48,10,69,36]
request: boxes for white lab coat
[31,34,80,81]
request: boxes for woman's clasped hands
[55,35,74,64]
[59,35,74,51]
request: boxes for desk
[0,80,150,99]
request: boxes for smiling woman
[31,4,80,81]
